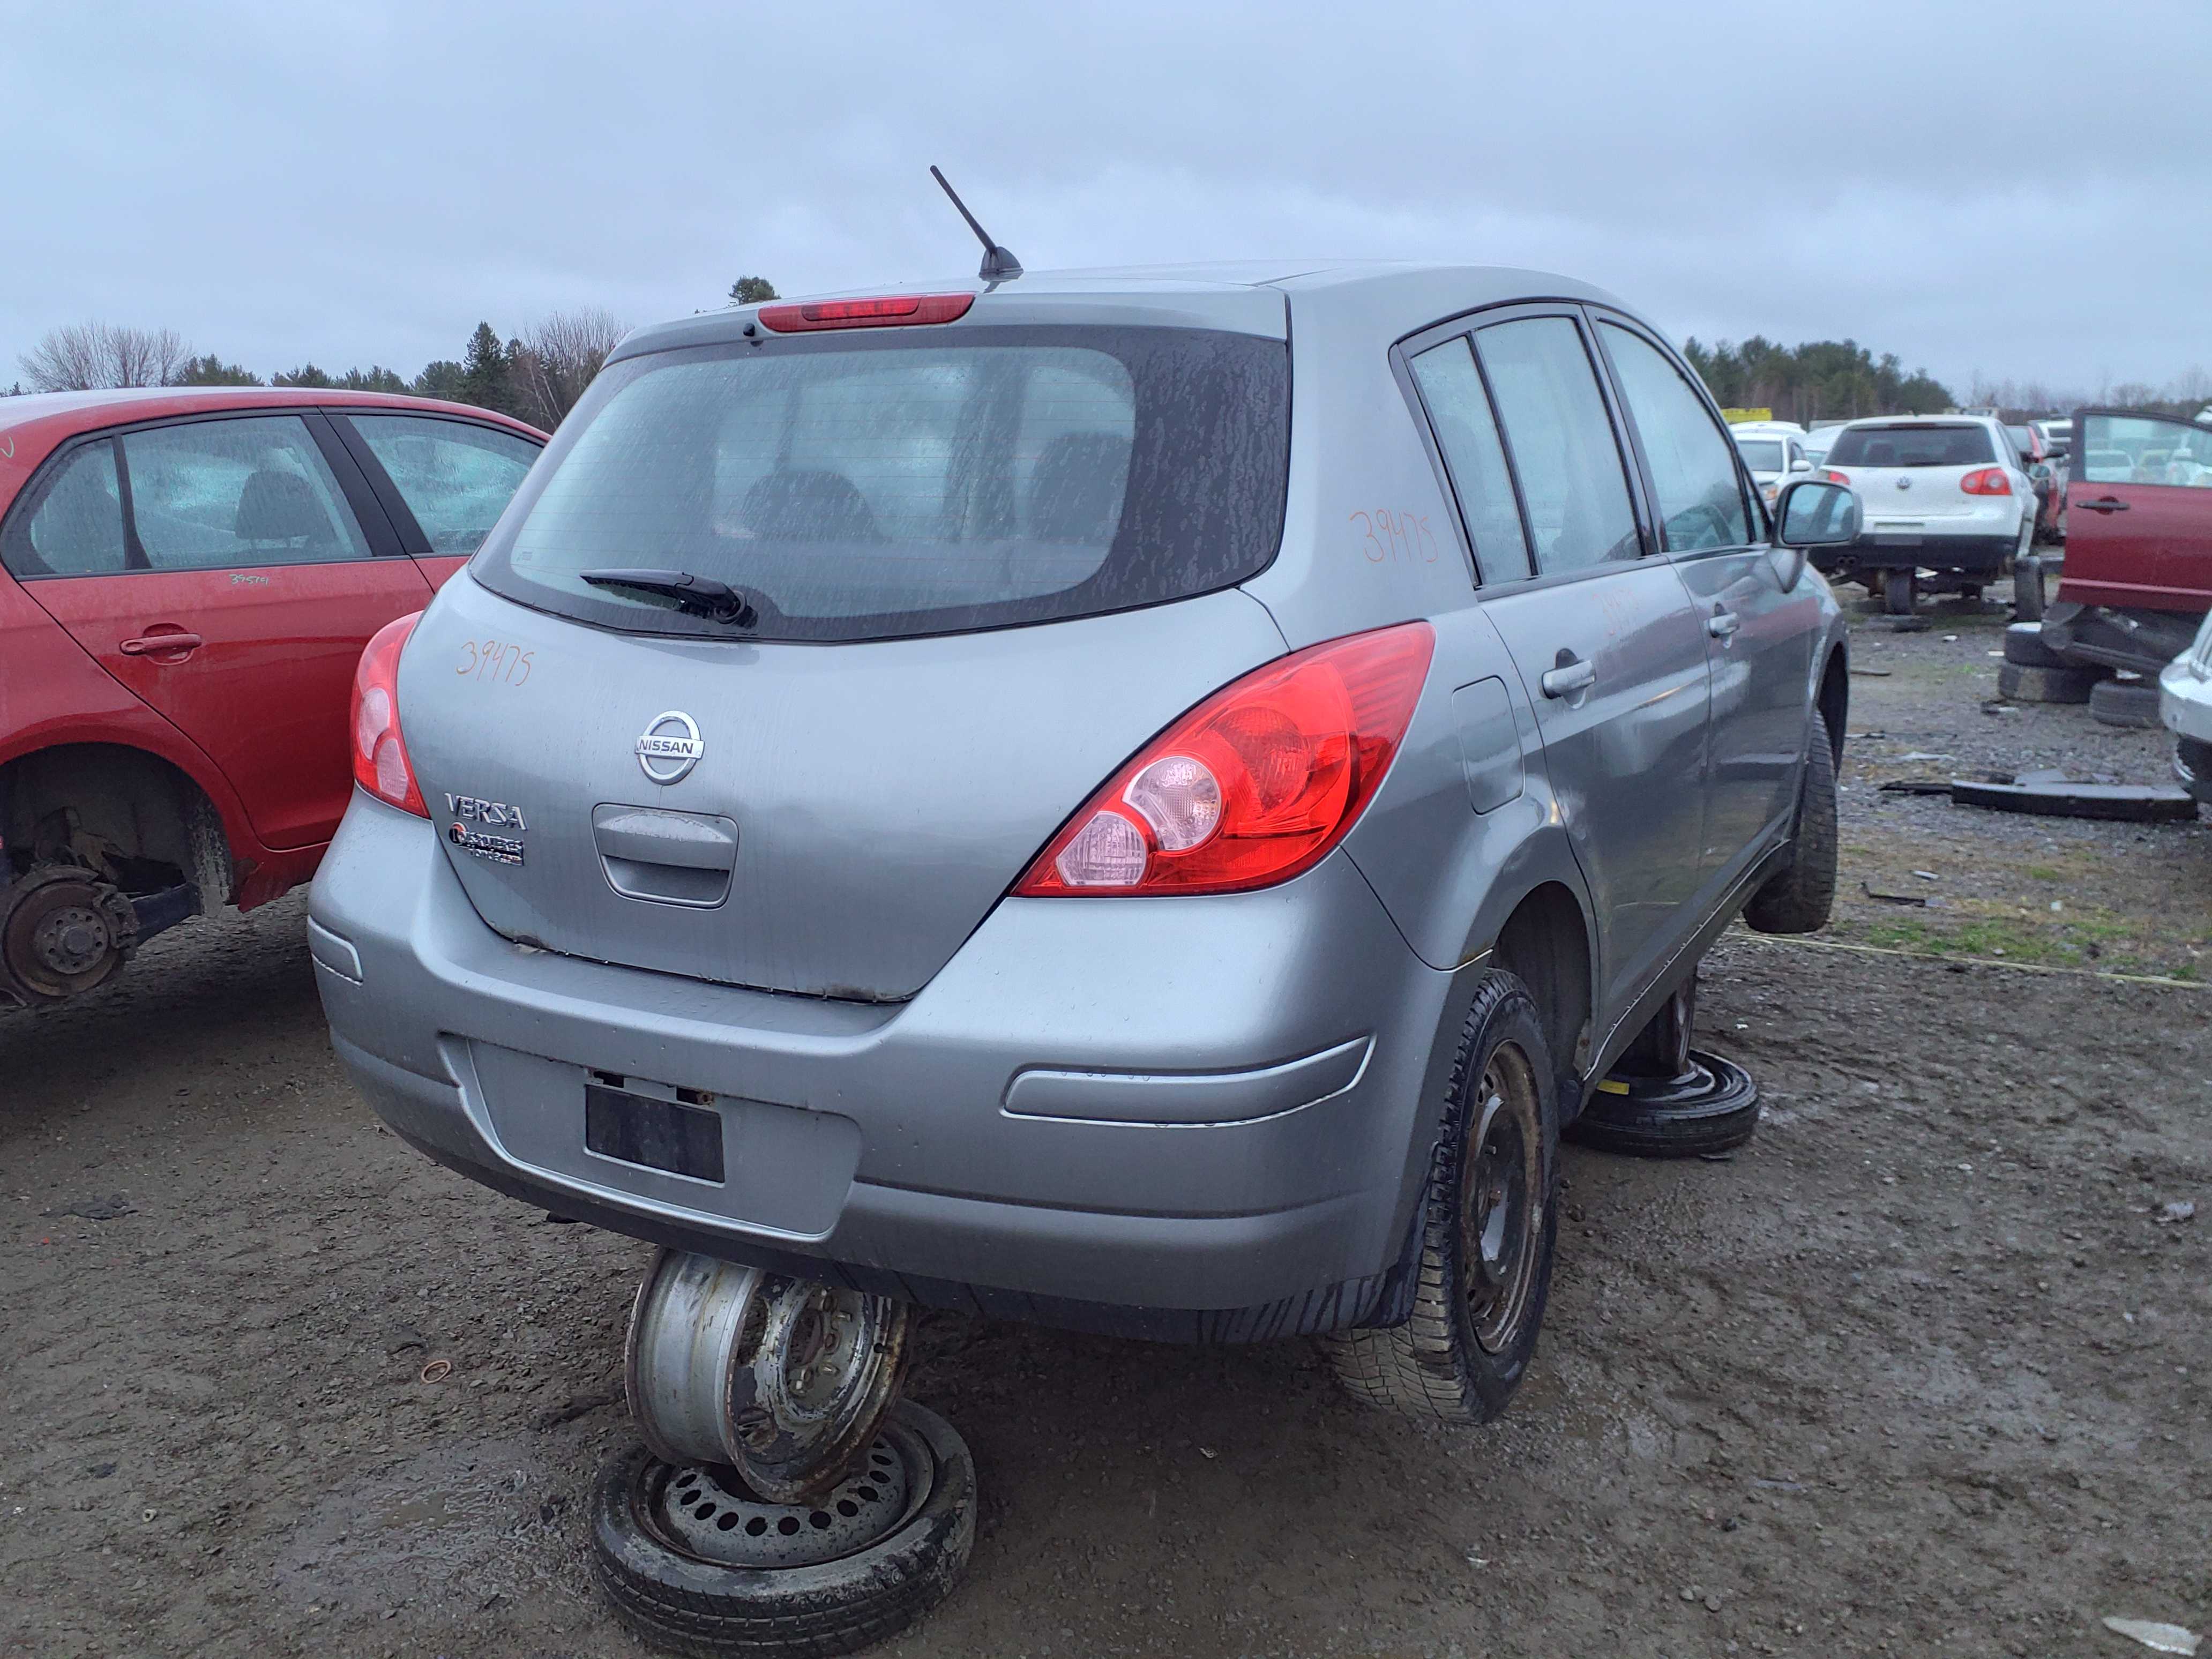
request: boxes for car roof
[0,384,543,442]
[1833,413,1999,428]
[614,261,1640,362]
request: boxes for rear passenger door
[330,412,542,588]
[2067,412,2212,610]
[1410,308,1714,1023]
[6,412,432,851]
[1593,315,1819,888]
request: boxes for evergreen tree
[273,364,336,388]
[413,360,468,402]
[728,276,779,306]
[175,353,263,386]
[460,322,515,414]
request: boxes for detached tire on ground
[1743,711,1837,936]
[1998,661,2101,704]
[1568,1052,1761,1159]
[1323,970,1558,1426]
[591,1400,975,1658]
[2089,678,2164,730]
[2002,622,2070,669]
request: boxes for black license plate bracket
[584,1083,726,1183]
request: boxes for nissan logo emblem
[636,711,705,784]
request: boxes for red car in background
[2043,407,2212,675]
[0,387,543,1006]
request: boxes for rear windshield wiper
[580,568,761,627]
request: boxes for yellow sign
[1722,408,1773,424]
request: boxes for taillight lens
[1823,469,1851,485]
[757,294,975,332]
[1013,623,1435,898]
[1961,467,2012,496]
[350,612,428,817]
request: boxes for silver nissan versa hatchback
[314,263,1857,1429]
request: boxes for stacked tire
[1998,624,2102,705]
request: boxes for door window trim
[327,410,544,560]
[1584,307,1769,563]
[1391,301,1660,599]
[0,407,406,577]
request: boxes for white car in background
[1813,413,2037,614]
[1731,420,1812,510]
[2161,607,2212,806]
[1804,423,1850,467]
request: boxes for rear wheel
[1743,711,1837,935]
[1883,568,1917,616]
[1322,971,1558,1425]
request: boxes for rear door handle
[119,631,204,657]
[1540,655,1596,698]
[2074,497,2129,514]
[1707,609,1741,640]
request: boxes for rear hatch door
[1824,421,1996,534]
[397,296,1293,1000]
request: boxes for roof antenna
[931,166,1022,282]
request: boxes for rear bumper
[1814,531,2016,576]
[310,794,1464,1341]
[2162,657,2212,749]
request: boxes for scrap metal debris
[1879,778,1953,796]
[41,1196,137,1221]
[1951,776,2200,823]
[2101,1616,2201,1655]
[2158,1201,2196,1225]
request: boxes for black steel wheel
[1323,970,1558,1425]
[1568,1051,1761,1159]
[0,865,138,1005]
[591,1399,975,1658]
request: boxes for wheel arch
[1484,879,1597,1118]
[1,741,235,907]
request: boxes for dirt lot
[4,588,2208,1659]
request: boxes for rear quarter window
[472,325,1289,642]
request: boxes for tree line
[8,276,780,431]
[1681,337,1955,423]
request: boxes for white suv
[1813,414,2036,614]
[1730,421,1812,511]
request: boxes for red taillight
[1823,469,1851,485]
[1961,467,2012,496]
[757,294,975,332]
[350,612,428,817]
[1013,623,1436,898]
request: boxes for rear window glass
[472,326,1289,641]
[1825,424,1994,468]
[1734,439,1784,472]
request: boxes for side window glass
[1471,318,1641,574]
[1408,337,1533,582]
[2082,413,2212,488]
[121,416,369,571]
[1599,323,1752,552]
[9,443,129,577]
[350,415,540,554]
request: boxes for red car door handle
[2074,497,2129,514]
[119,631,205,656]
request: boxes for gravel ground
[3,586,2207,1658]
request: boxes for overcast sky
[5,1,2206,400]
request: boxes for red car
[0,387,543,1005]
[2044,406,2212,675]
